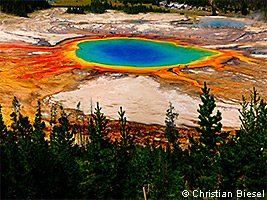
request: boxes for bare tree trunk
[143,186,147,200]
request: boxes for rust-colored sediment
[0,34,256,82]
[0,34,265,124]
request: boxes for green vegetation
[1,0,266,17]
[52,0,91,7]
[1,84,266,199]
[65,0,169,14]
[0,0,50,17]
[0,0,168,15]
[58,0,267,17]
[187,82,226,192]
[174,0,267,17]
[213,0,266,16]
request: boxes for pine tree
[236,88,267,191]
[10,96,20,135]
[113,107,134,198]
[164,103,187,198]
[3,97,36,198]
[220,88,267,194]
[31,100,50,198]
[0,0,50,17]
[118,106,133,148]
[121,135,167,199]
[188,82,223,191]
[16,114,35,198]
[49,103,57,142]
[12,99,35,198]
[84,102,115,199]
[165,102,178,148]
[32,100,46,144]
[91,102,109,148]
[49,105,80,198]
[0,104,7,140]
[196,82,222,149]
[1,97,21,198]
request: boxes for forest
[0,0,50,17]
[1,0,267,17]
[66,0,169,15]
[1,83,266,199]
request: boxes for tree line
[0,0,168,16]
[1,0,266,17]
[65,0,267,16]
[0,0,50,17]
[172,0,267,16]
[66,0,169,14]
[212,0,266,16]
[1,83,266,199]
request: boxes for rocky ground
[0,8,266,129]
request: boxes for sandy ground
[0,8,266,128]
[49,75,240,128]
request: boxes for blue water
[76,38,217,67]
[197,17,245,28]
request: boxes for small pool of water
[128,19,148,24]
[76,38,217,68]
[197,17,245,28]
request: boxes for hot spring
[75,38,217,68]
[197,17,246,28]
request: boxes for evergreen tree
[16,114,35,198]
[33,100,46,143]
[90,102,109,148]
[12,98,35,198]
[0,0,50,17]
[220,88,267,194]
[118,106,133,148]
[196,82,223,148]
[2,97,36,198]
[163,102,185,198]
[31,100,50,198]
[113,107,134,198]
[0,104,7,140]
[1,89,266,199]
[140,145,164,199]
[49,103,57,142]
[236,88,267,191]
[1,97,20,198]
[10,96,20,135]
[84,102,116,199]
[188,82,224,191]
[165,102,178,147]
[123,144,152,199]
[49,105,80,198]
